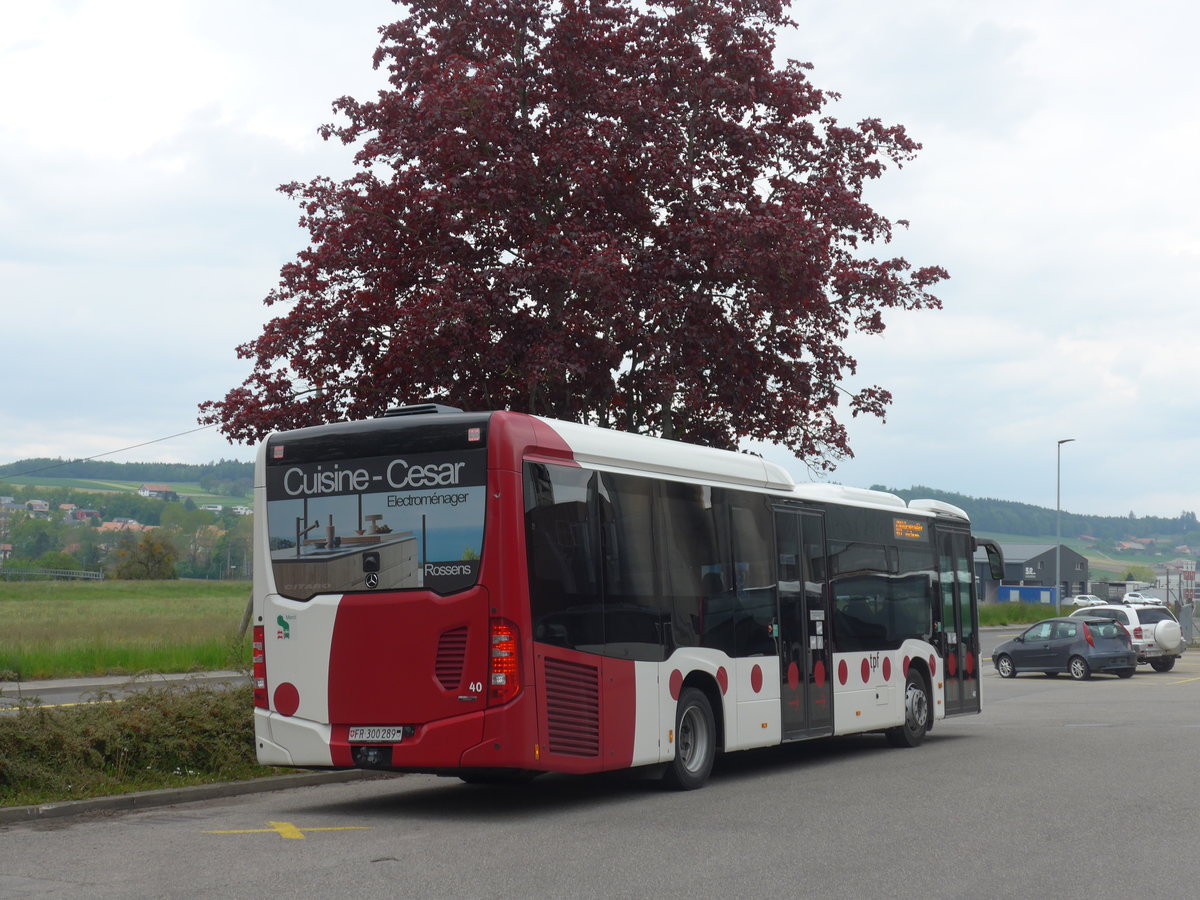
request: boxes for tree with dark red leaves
[201,0,946,469]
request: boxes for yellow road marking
[33,700,116,709]
[205,821,371,840]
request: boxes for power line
[1,383,334,481]
[0,424,228,480]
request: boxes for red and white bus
[251,406,1002,789]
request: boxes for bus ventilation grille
[543,657,600,757]
[435,627,468,690]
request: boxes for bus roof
[529,415,796,493]
[261,408,970,524]
[791,483,971,521]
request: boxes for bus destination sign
[893,518,926,541]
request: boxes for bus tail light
[252,625,268,709]
[488,618,520,705]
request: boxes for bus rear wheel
[663,687,716,790]
[886,670,929,748]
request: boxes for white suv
[1121,591,1163,605]
[1069,602,1185,671]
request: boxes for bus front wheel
[663,687,716,790]
[886,670,930,748]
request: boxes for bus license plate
[348,726,405,743]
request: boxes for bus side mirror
[974,538,1004,581]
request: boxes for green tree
[108,532,178,580]
[70,526,104,570]
[37,550,81,571]
[9,515,65,561]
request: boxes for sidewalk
[0,670,246,697]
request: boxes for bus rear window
[265,448,487,600]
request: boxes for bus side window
[728,499,777,657]
[525,463,602,651]
[599,472,668,660]
[657,481,724,652]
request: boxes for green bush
[0,684,277,807]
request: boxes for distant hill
[876,485,1198,543]
[0,458,252,483]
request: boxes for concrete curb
[0,770,399,826]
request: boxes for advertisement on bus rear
[265,449,486,599]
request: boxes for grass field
[0,581,269,808]
[0,581,250,680]
[978,602,1064,626]
[0,475,251,507]
[0,476,141,492]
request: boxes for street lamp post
[1055,438,1075,615]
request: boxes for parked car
[1120,591,1163,605]
[1069,594,1106,607]
[993,616,1137,680]
[1069,602,1184,671]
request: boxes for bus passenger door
[775,510,833,740]
[936,528,981,716]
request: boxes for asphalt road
[2,635,1198,899]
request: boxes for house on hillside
[137,483,179,501]
[98,518,147,532]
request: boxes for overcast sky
[3,1,1198,519]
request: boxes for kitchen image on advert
[264,449,487,600]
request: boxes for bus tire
[886,669,929,748]
[663,687,716,790]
